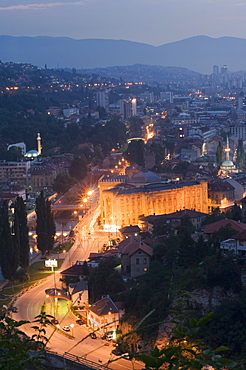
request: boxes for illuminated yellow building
[99,171,208,229]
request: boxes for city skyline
[1,0,246,46]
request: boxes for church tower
[37,133,42,155]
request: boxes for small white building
[7,142,26,155]
[87,296,124,336]
[233,230,246,256]
[221,231,246,256]
[220,238,237,253]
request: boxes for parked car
[112,348,126,356]
[90,332,97,339]
[11,307,18,313]
[63,326,70,332]
[102,331,114,341]
[51,319,59,325]
[76,319,84,325]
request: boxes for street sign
[45,259,58,268]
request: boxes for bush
[14,268,30,283]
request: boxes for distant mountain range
[1,35,246,74]
[78,64,201,85]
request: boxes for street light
[70,323,74,336]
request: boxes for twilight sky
[1,0,246,45]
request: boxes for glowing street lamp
[70,323,75,336]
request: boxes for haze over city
[1,0,246,46]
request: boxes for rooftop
[89,296,122,316]
[204,219,246,234]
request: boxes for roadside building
[204,219,246,236]
[119,225,140,238]
[208,180,235,212]
[231,230,246,255]
[0,160,30,188]
[99,170,208,228]
[140,209,208,233]
[87,296,124,336]
[118,236,153,278]
[61,261,90,282]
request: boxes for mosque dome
[221,160,234,167]
[25,150,39,158]
[128,170,161,185]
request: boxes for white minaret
[37,132,42,155]
[225,135,230,161]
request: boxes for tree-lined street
[14,197,141,370]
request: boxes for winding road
[14,206,142,370]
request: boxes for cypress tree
[14,196,29,269]
[35,191,56,255]
[36,191,48,255]
[46,198,56,253]
[12,211,20,270]
[0,201,19,280]
[236,138,245,169]
[216,141,224,166]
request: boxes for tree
[226,202,242,221]
[149,143,165,166]
[69,155,88,181]
[134,309,237,370]
[164,140,175,157]
[35,191,56,255]
[200,294,246,361]
[52,173,75,194]
[152,219,172,237]
[173,161,190,176]
[202,207,225,226]
[236,138,245,169]
[124,140,145,166]
[46,199,56,253]
[0,201,19,280]
[128,116,144,138]
[92,145,104,165]
[36,191,48,255]
[216,141,224,167]
[13,196,29,269]
[96,105,107,119]
[0,146,23,161]
[32,306,54,349]
[208,224,239,250]
[0,316,48,369]
[88,257,124,303]
[204,254,242,293]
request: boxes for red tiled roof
[204,219,246,234]
[61,263,90,276]
[118,236,153,257]
[208,181,234,192]
[119,225,140,234]
[29,163,57,175]
[141,209,208,224]
[89,296,120,316]
[88,248,118,260]
[233,229,246,241]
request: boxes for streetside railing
[47,350,112,370]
